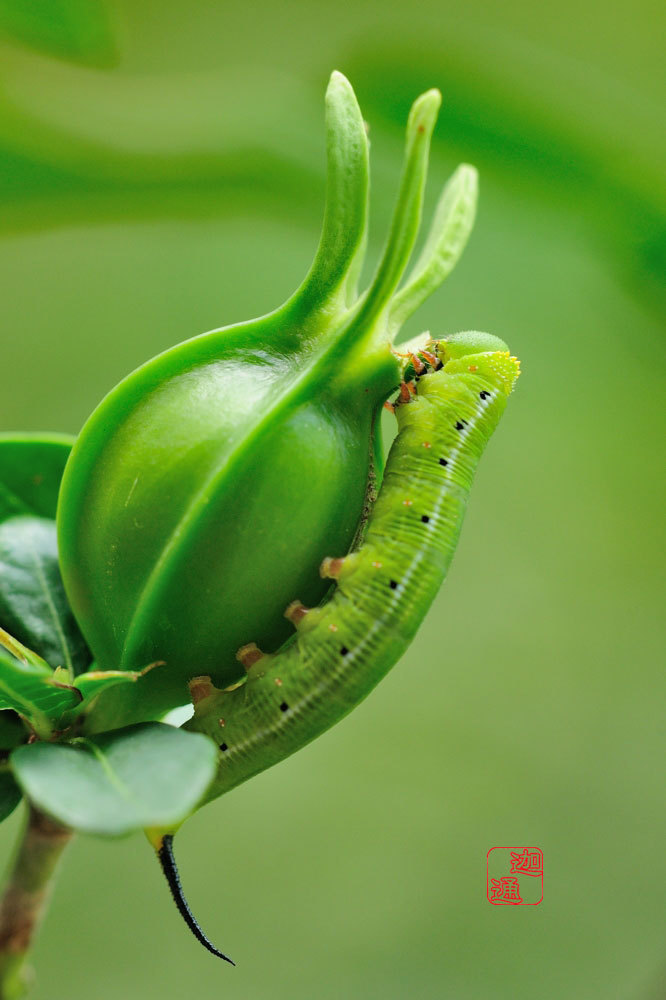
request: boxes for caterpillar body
[157,331,520,960]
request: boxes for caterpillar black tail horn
[156,835,235,965]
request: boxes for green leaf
[11,723,218,836]
[0,515,91,675]
[0,0,117,68]
[73,664,160,706]
[0,649,80,737]
[52,664,164,727]
[0,436,91,675]
[0,625,51,669]
[0,433,75,524]
[0,769,21,822]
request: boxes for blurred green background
[1,1,664,997]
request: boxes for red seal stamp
[487,847,543,905]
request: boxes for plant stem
[0,806,73,1000]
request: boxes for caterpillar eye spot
[454,420,467,431]
[479,390,491,400]
[340,646,349,656]
[439,458,448,466]
[279,702,289,713]
[389,580,398,590]
[219,743,229,752]
[421,515,430,523]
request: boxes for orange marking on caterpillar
[399,382,412,404]
[320,556,345,579]
[384,401,395,413]
[189,675,216,704]
[284,600,309,625]
[236,642,265,670]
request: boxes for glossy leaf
[11,723,218,836]
[0,769,21,822]
[0,648,80,737]
[0,435,91,675]
[71,664,162,720]
[0,433,75,524]
[0,515,90,675]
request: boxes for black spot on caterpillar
[160,334,520,959]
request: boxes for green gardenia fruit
[56,72,479,728]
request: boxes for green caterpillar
[154,330,520,961]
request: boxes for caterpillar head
[433,331,521,395]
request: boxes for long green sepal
[355,88,441,330]
[322,88,441,392]
[388,164,478,337]
[291,71,369,316]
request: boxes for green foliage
[0,435,90,676]
[0,516,90,675]
[0,436,216,837]
[0,648,79,739]
[0,434,74,522]
[11,723,218,835]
